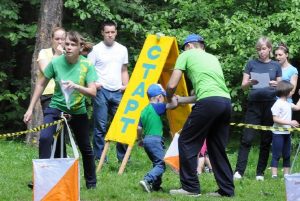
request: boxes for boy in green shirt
[138,84,177,193]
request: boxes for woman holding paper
[275,43,298,102]
[234,37,282,181]
[23,31,98,189]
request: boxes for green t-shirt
[140,104,164,136]
[175,49,230,100]
[44,55,98,114]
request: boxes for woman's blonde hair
[256,36,273,57]
[51,27,66,38]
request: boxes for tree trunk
[26,0,63,145]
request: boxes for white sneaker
[139,180,152,193]
[233,171,242,180]
[170,188,201,197]
[256,175,264,181]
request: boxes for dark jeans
[143,135,166,190]
[179,97,234,196]
[39,107,96,186]
[41,95,66,158]
[93,88,127,161]
[235,101,274,176]
[271,134,291,168]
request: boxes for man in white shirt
[88,20,129,162]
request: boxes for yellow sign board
[105,34,191,146]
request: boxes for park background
[1,0,300,200]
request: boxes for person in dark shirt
[234,36,282,181]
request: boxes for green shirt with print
[44,55,98,114]
[175,49,230,100]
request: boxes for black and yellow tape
[1,120,299,139]
[230,123,300,132]
[0,119,64,139]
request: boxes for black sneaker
[27,181,33,189]
[152,186,164,192]
[86,184,96,189]
[207,190,234,197]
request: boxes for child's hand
[250,79,259,85]
[290,120,299,127]
[269,80,278,87]
[168,96,178,109]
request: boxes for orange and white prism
[33,116,80,201]
[33,158,79,201]
[164,131,180,173]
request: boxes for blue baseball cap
[182,34,204,49]
[147,84,166,98]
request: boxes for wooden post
[96,141,110,172]
[118,146,133,175]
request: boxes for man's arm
[166,69,182,102]
[121,64,129,91]
[177,95,197,104]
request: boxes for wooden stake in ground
[96,141,110,172]
[96,142,132,175]
[118,146,132,175]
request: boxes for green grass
[0,135,299,201]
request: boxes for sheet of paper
[250,72,270,89]
[60,80,74,109]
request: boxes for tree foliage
[0,0,38,133]
[1,0,300,133]
[64,0,300,115]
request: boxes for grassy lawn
[0,133,298,201]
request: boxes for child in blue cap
[138,83,177,193]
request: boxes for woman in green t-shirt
[24,31,98,189]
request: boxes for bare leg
[197,157,205,174]
[271,167,278,177]
[204,156,212,170]
[283,167,290,175]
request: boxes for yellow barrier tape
[230,123,300,132]
[53,123,64,139]
[1,120,298,139]
[0,119,64,138]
